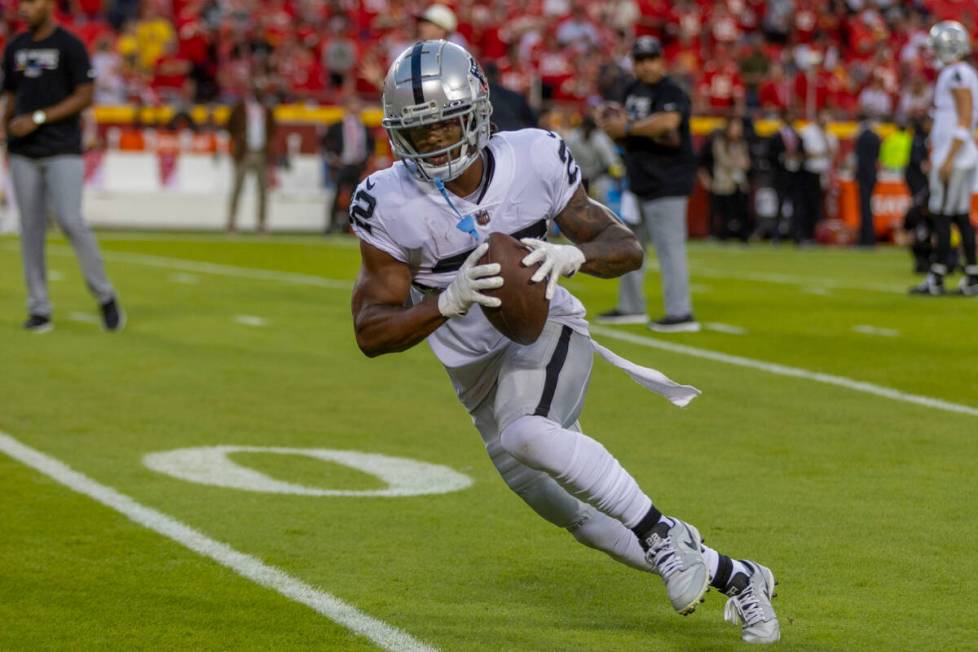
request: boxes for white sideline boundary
[45,246,352,290]
[589,325,978,418]
[15,241,977,418]
[0,432,436,652]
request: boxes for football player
[350,40,779,644]
[911,21,978,296]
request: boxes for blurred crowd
[0,0,970,121]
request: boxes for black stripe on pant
[533,326,573,418]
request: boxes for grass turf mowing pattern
[1,234,976,651]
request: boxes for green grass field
[1,232,976,651]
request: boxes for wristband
[953,125,972,141]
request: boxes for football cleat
[909,275,945,296]
[956,276,978,296]
[100,298,126,332]
[649,314,701,333]
[642,517,709,615]
[723,560,781,644]
[23,314,53,333]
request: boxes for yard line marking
[590,325,978,418]
[49,269,64,281]
[688,265,904,294]
[68,311,99,325]
[170,272,200,285]
[804,287,832,296]
[703,322,747,335]
[0,431,437,652]
[852,324,900,337]
[91,232,362,248]
[44,246,352,290]
[233,315,267,327]
[13,240,898,295]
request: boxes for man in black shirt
[484,62,537,132]
[596,36,699,332]
[2,0,122,332]
[854,115,881,248]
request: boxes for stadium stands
[0,0,968,118]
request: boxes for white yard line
[852,324,900,337]
[233,315,267,327]
[0,240,903,294]
[170,272,200,285]
[689,265,903,294]
[49,269,64,281]
[0,431,436,652]
[44,246,352,290]
[68,312,100,325]
[589,325,978,418]
[703,322,747,335]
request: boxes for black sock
[711,554,735,591]
[630,505,663,551]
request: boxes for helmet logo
[469,57,487,89]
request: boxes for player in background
[350,40,779,644]
[2,0,123,331]
[911,21,978,296]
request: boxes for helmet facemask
[385,97,491,183]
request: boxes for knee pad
[499,415,567,473]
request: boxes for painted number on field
[143,446,472,497]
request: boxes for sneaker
[649,314,701,333]
[723,560,780,644]
[100,298,126,332]
[23,314,53,333]
[909,276,945,296]
[955,276,978,297]
[641,517,709,615]
[594,309,648,325]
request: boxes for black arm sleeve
[1,44,16,94]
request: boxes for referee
[596,36,698,332]
[2,0,122,332]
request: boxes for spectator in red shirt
[697,59,745,114]
[758,62,791,112]
[151,39,193,103]
[534,31,574,100]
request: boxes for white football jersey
[351,128,590,368]
[930,60,978,168]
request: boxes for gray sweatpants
[617,196,692,318]
[10,154,114,317]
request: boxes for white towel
[591,339,701,408]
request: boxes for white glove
[437,242,504,317]
[520,238,586,300]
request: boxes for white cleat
[642,517,709,615]
[723,560,781,644]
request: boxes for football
[478,232,549,345]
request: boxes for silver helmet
[930,20,971,65]
[382,40,492,183]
